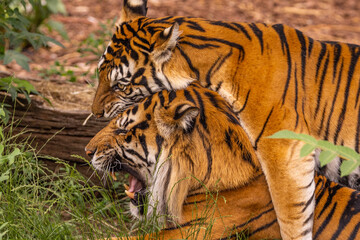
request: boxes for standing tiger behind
[86,83,360,240]
[91,0,360,238]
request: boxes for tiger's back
[91,1,360,239]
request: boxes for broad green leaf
[317,140,337,152]
[13,78,37,94]
[336,145,360,162]
[340,159,358,177]
[0,170,9,182]
[46,0,67,14]
[300,143,316,158]
[267,130,318,145]
[3,50,30,71]
[7,148,21,165]
[319,150,338,167]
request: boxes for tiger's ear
[151,23,181,65]
[155,101,199,138]
[118,0,148,24]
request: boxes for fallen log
[0,71,108,181]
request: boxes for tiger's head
[92,0,196,118]
[86,83,260,224]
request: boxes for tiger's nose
[85,148,96,158]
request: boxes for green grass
[0,122,249,240]
[0,122,134,239]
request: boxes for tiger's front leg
[257,138,315,240]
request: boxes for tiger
[86,83,360,240]
[90,0,360,238]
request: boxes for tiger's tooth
[124,184,129,190]
[109,172,117,180]
[125,190,135,199]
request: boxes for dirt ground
[2,0,360,110]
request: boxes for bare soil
[1,0,360,110]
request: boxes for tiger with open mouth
[86,83,360,239]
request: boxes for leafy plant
[268,130,360,177]
[0,0,67,71]
[0,76,50,123]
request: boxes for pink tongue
[128,175,142,193]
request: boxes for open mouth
[109,162,148,214]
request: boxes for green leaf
[336,145,360,162]
[340,159,359,177]
[300,144,316,158]
[267,130,318,145]
[7,148,21,165]
[319,150,338,167]
[46,0,67,14]
[3,50,30,71]
[0,170,9,182]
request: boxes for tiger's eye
[117,83,127,91]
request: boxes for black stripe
[158,91,165,107]
[184,89,196,104]
[349,221,360,240]
[295,29,307,90]
[185,35,245,60]
[205,49,233,87]
[195,126,212,185]
[131,67,146,83]
[314,203,337,239]
[163,217,206,231]
[318,181,342,218]
[331,191,360,240]
[355,77,360,108]
[249,23,264,54]
[176,46,200,79]
[324,60,343,140]
[208,20,239,32]
[314,53,330,118]
[254,107,274,150]
[180,41,220,49]
[334,48,360,144]
[333,44,342,83]
[186,20,206,32]
[132,40,150,52]
[318,102,328,136]
[225,128,233,151]
[272,24,292,105]
[248,219,278,237]
[294,65,299,128]
[150,64,165,88]
[216,207,275,240]
[232,23,252,40]
[155,134,164,161]
[143,94,153,110]
[308,37,314,57]
[193,89,208,131]
[124,149,147,162]
[315,43,327,82]
[168,90,176,104]
[174,104,190,120]
[236,90,251,114]
[138,134,149,163]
